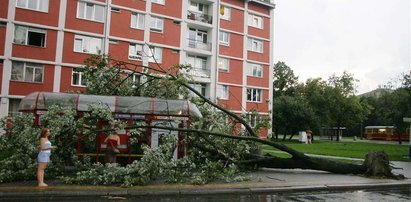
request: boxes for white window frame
[219,6,231,21]
[247,37,263,53]
[72,68,87,87]
[131,12,145,29]
[189,1,209,14]
[77,1,105,22]
[218,84,229,100]
[16,0,49,12]
[150,16,164,32]
[247,88,262,102]
[74,34,102,54]
[247,113,258,128]
[14,25,46,47]
[249,63,263,78]
[187,55,207,70]
[218,57,229,72]
[148,46,163,63]
[219,31,230,46]
[190,83,207,97]
[152,0,165,5]
[129,43,143,60]
[11,61,44,83]
[128,73,141,88]
[248,14,263,29]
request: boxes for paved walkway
[0,161,410,199]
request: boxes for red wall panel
[112,0,145,11]
[246,89,269,112]
[108,41,143,71]
[15,0,60,27]
[0,26,5,55]
[62,32,93,64]
[148,48,179,75]
[219,33,243,58]
[0,0,8,19]
[149,19,180,47]
[218,59,243,85]
[65,0,104,34]
[59,66,85,93]
[151,1,182,18]
[110,9,144,40]
[222,0,245,8]
[12,29,57,61]
[220,8,244,33]
[247,64,269,88]
[9,64,54,95]
[248,16,270,39]
[247,41,269,63]
[248,2,270,15]
[217,85,243,111]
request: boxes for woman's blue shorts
[37,152,51,163]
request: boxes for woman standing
[104,131,120,164]
[37,128,56,187]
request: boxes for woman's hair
[40,128,50,139]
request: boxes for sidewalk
[1,161,410,198]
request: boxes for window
[148,46,162,63]
[248,14,263,29]
[189,2,209,14]
[127,74,141,88]
[189,28,208,43]
[11,61,43,83]
[17,0,49,12]
[150,16,164,32]
[219,31,230,45]
[218,57,229,72]
[77,1,105,22]
[72,68,87,86]
[131,13,144,29]
[220,6,231,20]
[14,25,46,47]
[249,63,263,77]
[217,85,229,99]
[74,35,102,54]
[152,0,165,5]
[247,88,262,102]
[247,38,263,53]
[187,55,207,69]
[129,43,143,60]
[190,83,207,97]
[247,113,259,128]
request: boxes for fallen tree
[97,54,406,180]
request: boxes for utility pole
[402,117,411,158]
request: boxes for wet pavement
[0,161,410,199]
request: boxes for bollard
[353,136,357,141]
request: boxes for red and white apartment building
[0,0,275,137]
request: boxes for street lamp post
[403,117,411,158]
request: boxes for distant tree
[272,96,315,140]
[273,61,299,97]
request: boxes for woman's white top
[43,140,52,153]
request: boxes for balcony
[182,67,210,78]
[187,10,212,24]
[187,38,212,51]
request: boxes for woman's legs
[37,162,48,187]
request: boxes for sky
[273,0,410,94]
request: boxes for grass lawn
[261,140,411,162]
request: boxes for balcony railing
[182,67,210,78]
[187,38,212,51]
[187,10,212,24]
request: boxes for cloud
[274,0,410,94]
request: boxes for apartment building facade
[0,0,275,137]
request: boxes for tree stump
[363,151,405,179]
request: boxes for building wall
[0,0,275,138]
